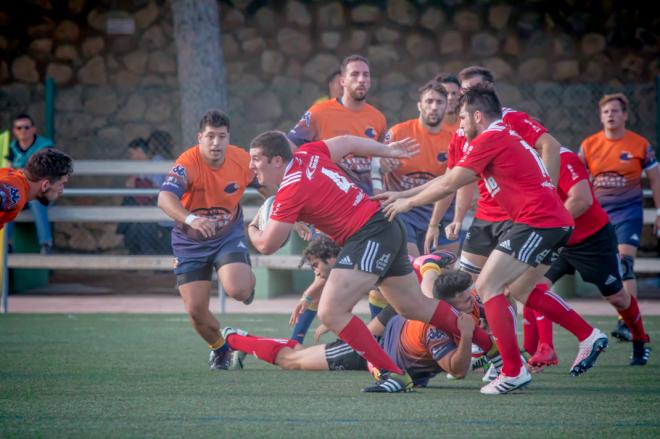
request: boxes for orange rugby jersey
[161,145,255,240]
[288,98,387,193]
[580,130,657,221]
[0,168,29,229]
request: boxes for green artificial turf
[1,314,658,438]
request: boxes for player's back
[459,123,572,228]
[0,168,29,227]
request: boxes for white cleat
[482,363,499,382]
[480,366,532,395]
[570,328,608,376]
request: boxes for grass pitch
[1,313,658,438]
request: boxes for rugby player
[378,85,608,394]
[524,147,650,367]
[1,148,72,229]
[223,251,479,389]
[158,110,268,370]
[382,81,455,256]
[247,131,500,393]
[580,93,660,341]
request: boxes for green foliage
[1,314,658,438]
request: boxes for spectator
[116,138,171,254]
[6,113,55,254]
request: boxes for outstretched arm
[380,166,479,221]
[324,135,419,163]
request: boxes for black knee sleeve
[620,255,635,281]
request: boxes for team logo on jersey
[302,111,312,127]
[364,127,377,138]
[437,152,448,162]
[306,155,319,179]
[224,182,239,194]
[171,165,186,177]
[0,184,20,209]
[619,151,633,162]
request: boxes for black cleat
[362,371,413,393]
[630,340,650,366]
[611,319,632,342]
[208,346,232,370]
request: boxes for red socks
[523,304,555,356]
[483,294,523,376]
[522,305,539,355]
[619,296,649,342]
[339,316,404,375]
[429,299,493,353]
[525,284,592,342]
[226,334,298,364]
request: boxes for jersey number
[516,135,551,180]
[321,167,352,193]
[484,176,500,197]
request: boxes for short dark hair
[301,236,341,267]
[199,110,230,133]
[457,66,495,84]
[459,84,502,120]
[432,270,473,300]
[433,73,460,88]
[24,148,73,183]
[13,113,34,126]
[340,54,369,76]
[418,80,448,101]
[249,131,293,162]
[128,137,149,155]
[327,69,341,84]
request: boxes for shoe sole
[528,358,559,367]
[570,337,608,376]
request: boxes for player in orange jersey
[158,110,268,371]
[288,54,387,195]
[382,81,455,256]
[1,148,72,229]
[580,93,660,341]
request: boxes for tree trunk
[170,0,227,146]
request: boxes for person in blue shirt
[6,114,55,253]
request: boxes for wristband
[302,295,313,304]
[184,213,199,225]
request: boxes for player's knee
[619,255,636,281]
[223,283,253,301]
[276,351,300,370]
[474,279,498,302]
[605,290,630,310]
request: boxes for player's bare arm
[381,166,478,221]
[564,179,593,218]
[444,183,475,241]
[438,312,475,379]
[324,135,419,163]
[248,217,294,255]
[424,194,456,253]
[157,191,216,239]
[646,165,660,235]
[534,132,561,185]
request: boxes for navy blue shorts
[612,217,643,247]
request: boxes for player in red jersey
[431,67,561,281]
[378,85,608,394]
[158,110,268,371]
[247,131,501,393]
[382,81,454,256]
[1,148,72,229]
[524,148,650,367]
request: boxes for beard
[349,88,368,101]
[465,125,478,141]
[423,113,442,127]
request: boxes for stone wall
[0,0,658,253]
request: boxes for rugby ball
[256,196,276,231]
[255,196,290,247]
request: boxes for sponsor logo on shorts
[237,241,247,249]
[499,240,512,251]
[535,248,550,264]
[630,233,639,242]
[375,253,391,271]
[605,275,617,285]
[337,255,353,266]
